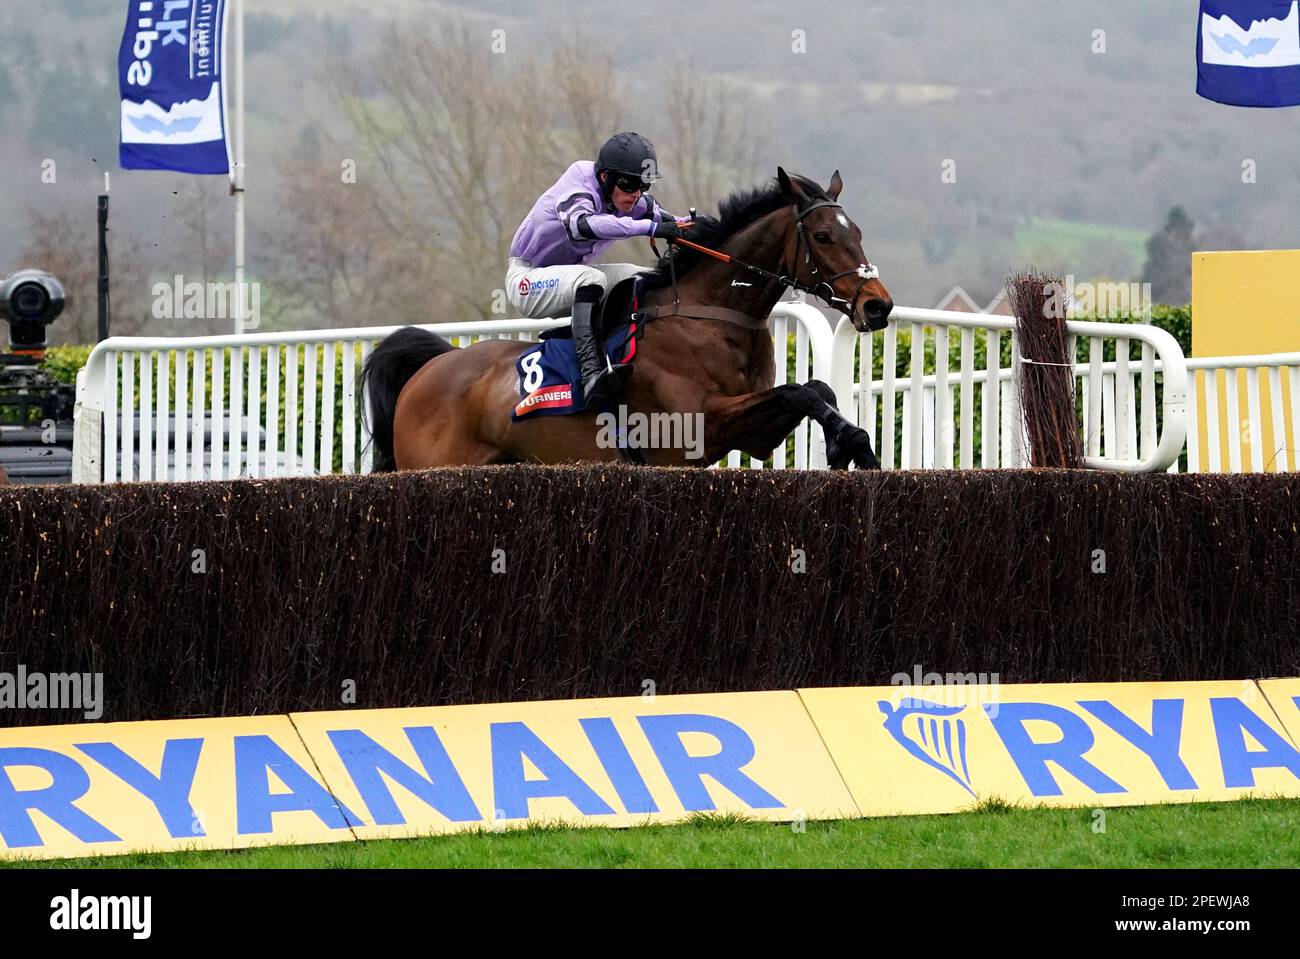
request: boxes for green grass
[6,798,1300,869]
[1014,217,1149,279]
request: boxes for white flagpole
[230,0,246,335]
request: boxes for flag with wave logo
[1198,0,1300,106]
[118,0,231,173]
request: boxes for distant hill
[1014,218,1150,285]
[5,0,1300,315]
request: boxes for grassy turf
[6,798,1300,869]
[1013,216,1149,278]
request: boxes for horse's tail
[362,326,457,472]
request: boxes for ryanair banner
[294,693,856,839]
[0,716,345,861]
[1198,1,1300,106]
[3,682,1298,860]
[801,680,1300,815]
[0,692,853,860]
[118,0,231,174]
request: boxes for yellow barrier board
[1258,679,1300,746]
[800,680,1300,814]
[1191,250,1300,359]
[1190,250,1300,472]
[5,681,1298,861]
[291,691,858,838]
[0,716,356,861]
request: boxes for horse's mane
[640,173,830,290]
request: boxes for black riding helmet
[595,132,660,201]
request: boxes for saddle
[537,274,642,341]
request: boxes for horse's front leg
[703,380,879,469]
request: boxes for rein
[641,199,879,329]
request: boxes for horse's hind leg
[703,380,878,469]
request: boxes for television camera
[0,270,75,483]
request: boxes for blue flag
[1198,0,1300,106]
[118,1,231,174]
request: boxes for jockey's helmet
[596,132,660,199]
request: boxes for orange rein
[668,235,731,263]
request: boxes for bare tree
[267,19,777,326]
[172,179,224,286]
[261,155,439,329]
[17,207,153,344]
[530,38,623,166]
[320,17,624,322]
[658,61,768,215]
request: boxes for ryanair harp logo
[878,698,976,796]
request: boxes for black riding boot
[571,284,627,410]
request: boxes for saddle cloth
[511,276,644,421]
[511,320,640,421]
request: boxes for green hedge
[42,344,92,384]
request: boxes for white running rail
[828,307,1190,473]
[1177,352,1300,474]
[72,303,834,483]
[76,303,1296,481]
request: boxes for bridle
[788,199,880,318]
[650,198,880,321]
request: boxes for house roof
[934,286,982,313]
[934,285,1012,315]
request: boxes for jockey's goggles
[610,173,653,194]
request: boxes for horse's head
[777,167,893,332]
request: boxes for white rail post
[1068,320,1187,472]
[772,302,834,468]
[72,362,105,483]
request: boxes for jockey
[507,132,690,409]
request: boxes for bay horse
[363,168,893,470]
